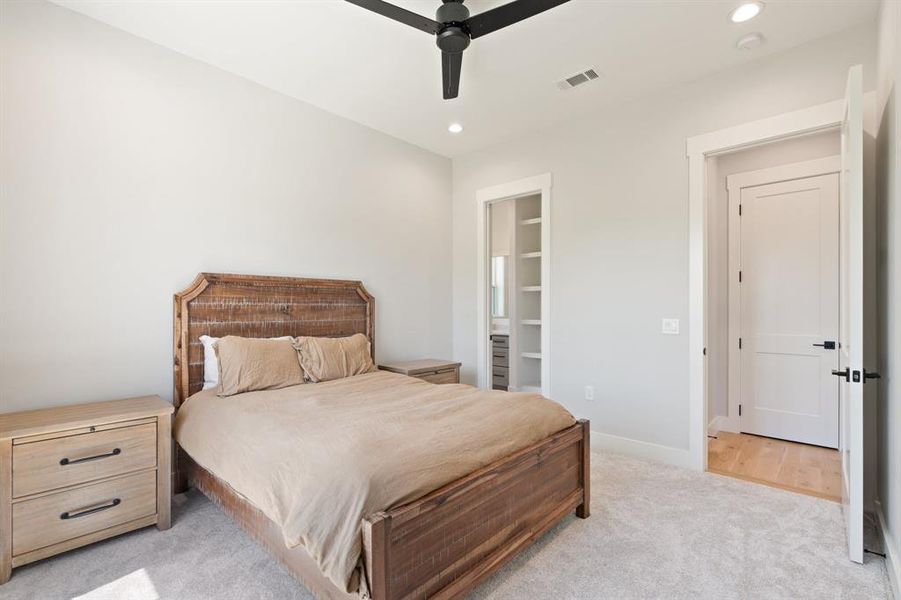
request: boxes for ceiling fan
[345,0,571,100]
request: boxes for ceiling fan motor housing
[436,1,470,53]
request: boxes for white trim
[686,97,848,472]
[724,156,842,439]
[686,99,845,157]
[590,430,694,469]
[689,150,708,471]
[723,166,742,435]
[476,173,552,396]
[726,155,842,193]
[877,500,901,600]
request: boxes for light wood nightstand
[378,359,462,384]
[0,395,173,584]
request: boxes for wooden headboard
[173,273,374,406]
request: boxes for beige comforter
[174,370,575,594]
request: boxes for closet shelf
[521,286,542,292]
[521,352,542,359]
[521,320,541,326]
[520,251,541,259]
[519,217,541,226]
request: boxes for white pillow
[199,335,293,391]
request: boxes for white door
[738,172,840,448]
[838,64,867,564]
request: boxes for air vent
[557,68,601,90]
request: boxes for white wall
[875,0,901,595]
[452,24,877,457]
[0,0,453,412]
[490,201,512,257]
[706,131,840,422]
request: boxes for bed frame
[173,273,590,600]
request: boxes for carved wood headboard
[173,273,375,406]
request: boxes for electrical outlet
[584,385,594,401]
[662,318,680,335]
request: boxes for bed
[172,273,590,600]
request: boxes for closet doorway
[476,174,551,396]
[705,132,843,502]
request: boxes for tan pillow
[215,336,305,397]
[293,334,375,383]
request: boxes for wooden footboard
[363,419,590,600]
[179,419,589,600]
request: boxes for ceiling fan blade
[442,51,463,99]
[464,0,570,40]
[345,0,441,35]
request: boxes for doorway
[689,65,871,562]
[706,144,843,501]
[476,174,551,396]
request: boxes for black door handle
[813,341,836,349]
[864,370,881,383]
[831,369,881,384]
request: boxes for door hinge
[739,270,742,283]
[739,204,742,216]
[739,404,742,417]
[739,337,743,349]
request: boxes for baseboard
[876,500,901,600]
[708,414,739,435]
[707,415,726,436]
[590,430,693,469]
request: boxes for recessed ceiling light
[448,123,463,134]
[736,32,765,50]
[729,1,764,23]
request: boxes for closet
[488,194,543,392]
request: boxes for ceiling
[53,0,878,157]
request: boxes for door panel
[740,174,839,448]
[839,64,864,564]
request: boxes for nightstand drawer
[419,368,458,384]
[12,470,157,556]
[13,423,157,498]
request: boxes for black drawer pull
[60,498,121,520]
[60,447,121,466]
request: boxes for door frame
[476,173,552,396]
[725,156,842,436]
[686,99,849,471]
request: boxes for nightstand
[379,359,462,384]
[0,395,173,584]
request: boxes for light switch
[662,318,680,335]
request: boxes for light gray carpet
[4,452,890,599]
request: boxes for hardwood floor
[708,431,842,502]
